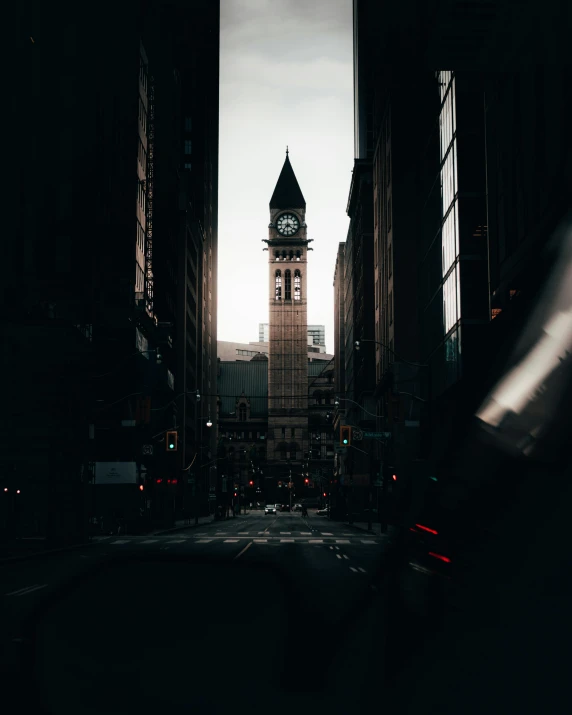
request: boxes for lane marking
[322,532,333,536]
[110,540,129,544]
[6,584,48,597]
[350,567,359,573]
[196,533,207,536]
[224,539,239,543]
[141,539,159,544]
[234,541,253,560]
[167,539,186,544]
[358,567,367,573]
[300,532,311,535]
[238,532,250,535]
[280,539,295,543]
[329,546,334,550]
[343,555,350,560]
[280,532,292,535]
[254,539,268,543]
[335,539,350,544]
[309,540,323,544]
[361,540,377,544]
[336,554,342,560]
[196,539,213,543]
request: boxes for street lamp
[206,418,212,427]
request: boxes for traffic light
[340,425,352,447]
[166,431,178,451]
[304,478,309,484]
[249,480,254,486]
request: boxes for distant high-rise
[259,323,325,351]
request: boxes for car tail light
[428,551,451,563]
[415,523,438,535]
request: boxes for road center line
[234,541,253,560]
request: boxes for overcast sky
[218,0,354,354]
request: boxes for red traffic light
[304,478,309,484]
[139,484,144,491]
[392,474,397,481]
[234,492,237,497]
[249,480,253,486]
[323,492,327,497]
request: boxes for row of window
[137,182,146,215]
[223,431,266,440]
[236,349,268,356]
[275,269,301,301]
[138,96,147,135]
[139,57,148,93]
[138,137,147,173]
[274,250,303,261]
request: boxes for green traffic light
[343,439,348,444]
[169,442,174,449]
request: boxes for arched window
[284,270,291,300]
[294,270,301,300]
[274,250,280,261]
[238,404,247,421]
[281,250,286,259]
[289,250,294,260]
[275,270,282,300]
[296,250,301,261]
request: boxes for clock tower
[264,150,310,489]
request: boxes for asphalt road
[0,511,390,715]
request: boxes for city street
[0,511,389,714]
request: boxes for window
[290,428,295,438]
[281,427,286,438]
[184,140,192,155]
[238,404,247,421]
[275,270,282,300]
[294,270,301,300]
[184,163,191,171]
[388,245,392,277]
[284,270,291,300]
[185,117,192,131]
[389,290,393,325]
[387,196,392,231]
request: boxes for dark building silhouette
[338,0,571,524]
[3,1,219,540]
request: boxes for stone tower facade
[264,151,310,486]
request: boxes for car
[264,504,277,515]
[293,504,302,512]
[316,506,330,516]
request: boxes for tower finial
[286,145,289,156]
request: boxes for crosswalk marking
[361,540,377,544]
[238,532,250,535]
[350,566,359,573]
[280,532,291,535]
[280,539,295,543]
[358,567,367,573]
[110,539,129,544]
[254,539,268,543]
[224,539,239,543]
[196,539,213,543]
[335,539,350,544]
[322,532,333,536]
[141,539,159,544]
[300,532,311,535]
[167,539,186,544]
[309,539,323,544]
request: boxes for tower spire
[270,152,306,209]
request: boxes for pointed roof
[270,151,306,209]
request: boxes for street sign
[373,480,382,487]
[363,431,391,439]
[187,477,195,485]
[142,444,154,456]
[208,494,216,501]
[352,429,363,441]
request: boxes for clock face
[276,213,300,236]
